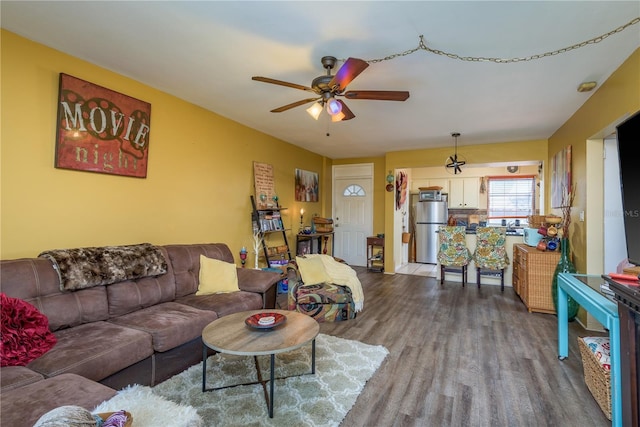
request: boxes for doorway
[332,164,373,266]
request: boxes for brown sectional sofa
[0,243,282,427]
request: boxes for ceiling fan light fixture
[326,98,342,116]
[331,111,346,122]
[306,102,323,120]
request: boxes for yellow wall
[548,48,640,274]
[0,30,329,263]
[2,29,637,274]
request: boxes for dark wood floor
[280,267,610,427]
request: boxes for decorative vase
[552,237,579,321]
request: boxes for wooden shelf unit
[512,243,560,314]
[250,196,292,267]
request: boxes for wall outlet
[579,211,585,222]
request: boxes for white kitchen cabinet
[410,178,429,193]
[448,177,479,208]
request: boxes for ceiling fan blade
[270,98,320,113]
[328,58,369,92]
[455,165,462,174]
[252,76,315,92]
[336,100,355,121]
[343,90,410,101]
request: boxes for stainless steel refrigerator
[415,199,448,264]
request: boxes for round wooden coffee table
[201,309,319,418]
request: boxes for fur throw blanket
[39,243,167,291]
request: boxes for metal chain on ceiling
[351,17,640,64]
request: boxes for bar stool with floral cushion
[473,226,510,291]
[437,226,472,286]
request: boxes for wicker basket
[577,337,612,420]
[313,217,334,233]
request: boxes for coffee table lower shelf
[202,341,316,418]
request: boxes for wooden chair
[473,226,510,291]
[437,226,472,286]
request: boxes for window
[487,176,536,220]
[343,184,366,197]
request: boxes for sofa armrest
[236,268,281,309]
[236,268,281,293]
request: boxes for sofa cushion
[27,321,153,381]
[0,366,44,392]
[0,373,117,427]
[0,258,109,331]
[108,302,217,352]
[106,247,177,317]
[196,255,239,295]
[1,293,57,367]
[164,244,235,298]
[176,290,264,317]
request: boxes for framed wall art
[55,73,151,178]
[253,161,277,208]
[295,169,319,202]
[551,145,572,208]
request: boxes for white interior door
[333,165,373,266]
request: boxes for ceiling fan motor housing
[311,75,335,94]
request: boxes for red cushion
[1,293,57,367]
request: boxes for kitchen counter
[463,227,524,236]
[436,234,524,287]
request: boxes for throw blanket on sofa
[39,243,168,291]
[301,254,364,312]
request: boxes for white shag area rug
[93,384,203,426]
[96,334,388,427]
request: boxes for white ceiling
[2,1,639,159]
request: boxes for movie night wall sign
[55,73,152,178]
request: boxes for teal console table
[557,273,621,426]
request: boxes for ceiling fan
[252,56,409,122]
[445,132,466,175]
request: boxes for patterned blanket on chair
[298,254,364,312]
[39,243,168,291]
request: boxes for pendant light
[445,132,466,175]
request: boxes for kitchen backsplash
[448,209,486,226]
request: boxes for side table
[557,273,621,426]
[296,232,334,256]
[367,236,384,272]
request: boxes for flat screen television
[616,110,640,267]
